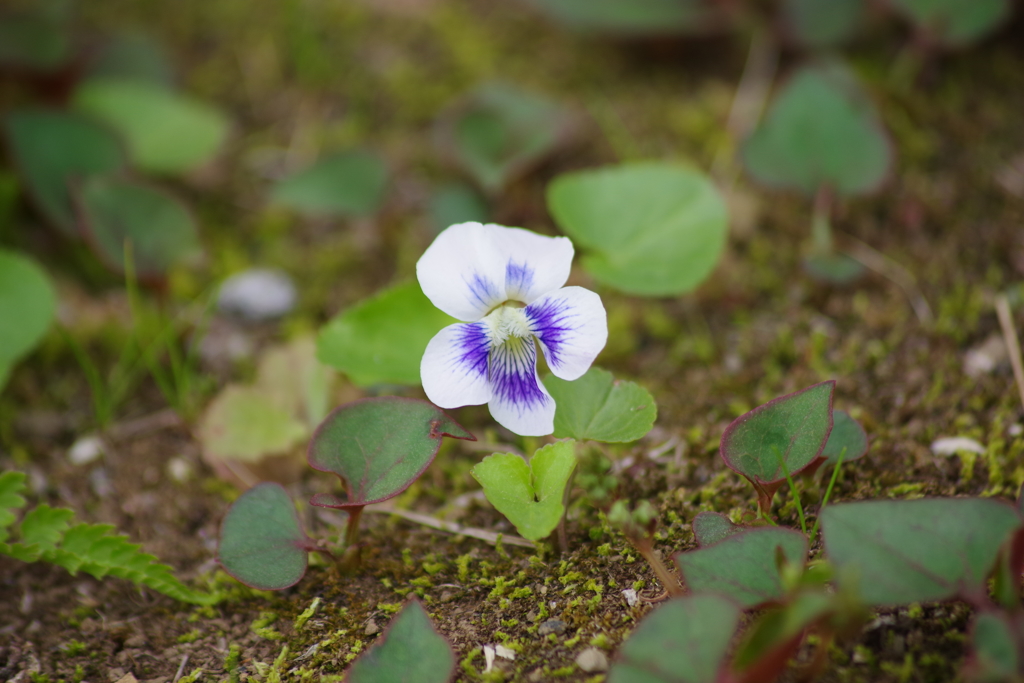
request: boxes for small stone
[931,436,985,456]
[575,647,609,673]
[364,619,380,636]
[495,644,515,661]
[217,269,297,321]
[112,673,137,683]
[538,619,566,636]
[1010,424,1023,437]
[69,435,105,465]
[621,588,638,607]
[124,634,147,648]
[167,457,192,483]
[963,334,1008,377]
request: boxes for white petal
[526,287,607,381]
[416,222,575,320]
[420,322,492,408]
[487,336,555,436]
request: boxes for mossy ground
[2,1,1024,682]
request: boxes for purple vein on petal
[525,296,576,371]
[488,336,548,417]
[504,259,535,300]
[464,271,500,313]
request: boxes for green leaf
[675,527,809,608]
[607,594,740,683]
[547,162,728,296]
[428,182,488,234]
[254,336,334,429]
[802,251,866,284]
[73,78,229,174]
[0,250,57,384]
[732,590,834,673]
[3,109,125,235]
[782,0,864,48]
[76,176,201,279]
[742,62,892,197]
[523,0,719,35]
[197,386,308,463]
[889,0,1011,46]
[821,498,1023,606]
[218,482,312,591]
[87,32,174,85]
[0,11,70,71]
[471,440,576,542]
[691,511,743,547]
[316,280,455,387]
[719,381,834,507]
[271,151,389,217]
[544,367,656,443]
[0,471,28,544]
[308,398,474,510]
[820,409,868,467]
[968,612,1021,681]
[441,83,571,193]
[20,504,74,552]
[345,599,455,683]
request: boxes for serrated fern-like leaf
[0,470,218,606]
[0,471,28,544]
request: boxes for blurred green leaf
[544,367,656,443]
[255,336,334,429]
[820,409,868,467]
[608,594,739,683]
[197,386,308,463]
[87,32,174,85]
[548,162,728,296]
[822,498,1023,606]
[428,182,488,234]
[742,62,892,197]
[3,109,125,236]
[77,177,200,279]
[317,280,455,387]
[308,398,473,510]
[271,151,389,217]
[74,78,229,174]
[692,511,743,547]
[0,10,70,71]
[0,249,56,391]
[783,0,864,48]
[441,83,570,193]
[218,482,311,590]
[889,0,1011,46]
[346,600,455,683]
[968,612,1021,681]
[471,440,576,542]
[524,0,718,36]
[675,527,809,608]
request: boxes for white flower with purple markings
[418,222,608,436]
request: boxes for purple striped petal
[526,286,607,381]
[420,322,493,408]
[487,336,555,436]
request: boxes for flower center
[482,304,532,345]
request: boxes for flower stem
[345,506,364,548]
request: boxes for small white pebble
[1010,424,1023,437]
[963,334,1008,378]
[930,436,985,456]
[576,647,609,673]
[622,589,638,607]
[68,435,104,465]
[217,268,297,321]
[167,457,192,483]
[495,644,515,661]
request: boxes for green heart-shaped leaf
[742,61,892,198]
[345,599,455,683]
[889,0,1011,46]
[3,109,125,236]
[271,150,389,217]
[76,177,200,280]
[691,511,743,547]
[0,250,56,392]
[218,482,313,590]
[73,78,229,174]
[720,381,834,508]
[544,367,656,443]
[316,280,456,387]
[608,594,740,683]
[547,162,728,296]
[820,409,868,467]
[308,398,474,510]
[821,498,1023,606]
[675,527,808,608]
[471,440,576,542]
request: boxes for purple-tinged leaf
[675,527,809,609]
[607,594,740,683]
[218,483,315,591]
[692,511,744,547]
[720,381,834,511]
[820,410,867,466]
[821,498,1023,606]
[733,590,834,680]
[308,398,474,511]
[964,611,1022,682]
[345,599,455,683]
